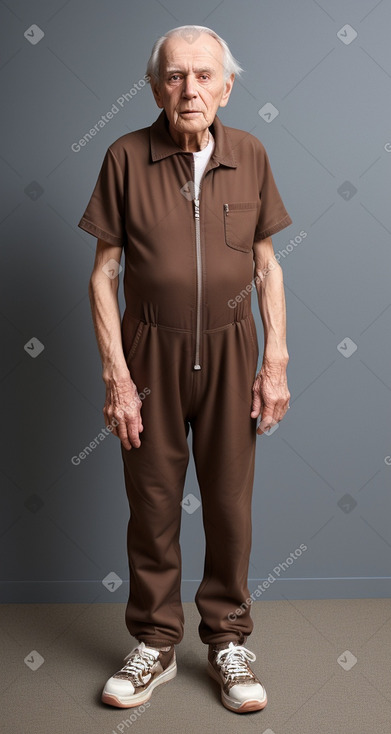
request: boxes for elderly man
[78,25,292,714]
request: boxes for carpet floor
[1,598,391,734]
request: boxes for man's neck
[168,124,211,153]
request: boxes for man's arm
[88,238,143,450]
[250,236,291,435]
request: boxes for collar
[149,109,237,168]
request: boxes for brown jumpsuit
[78,110,292,648]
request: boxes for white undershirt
[193,132,215,199]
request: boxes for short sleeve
[254,144,292,241]
[78,146,126,246]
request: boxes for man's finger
[250,391,261,418]
[117,421,132,450]
[125,415,142,448]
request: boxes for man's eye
[169,75,181,81]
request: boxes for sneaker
[208,641,267,713]
[102,641,177,708]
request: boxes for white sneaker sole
[102,658,177,708]
[207,661,267,713]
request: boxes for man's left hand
[251,358,291,435]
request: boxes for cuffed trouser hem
[136,637,177,648]
[207,635,248,649]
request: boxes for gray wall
[1,0,390,604]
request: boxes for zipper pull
[194,198,200,218]
[224,203,229,215]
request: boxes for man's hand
[103,373,143,450]
[88,238,144,451]
[251,358,290,435]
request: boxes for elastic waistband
[131,298,251,331]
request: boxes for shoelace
[215,643,257,682]
[114,645,158,683]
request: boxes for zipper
[224,203,229,215]
[193,195,202,370]
[192,144,214,371]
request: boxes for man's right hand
[103,373,143,450]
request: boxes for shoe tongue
[142,645,160,658]
[213,641,238,652]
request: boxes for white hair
[146,25,244,84]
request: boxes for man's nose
[182,76,198,97]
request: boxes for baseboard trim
[0,578,390,603]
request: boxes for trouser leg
[192,317,258,646]
[121,323,193,647]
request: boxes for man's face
[151,32,234,137]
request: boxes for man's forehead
[160,34,223,70]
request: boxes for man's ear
[151,80,164,109]
[219,73,235,108]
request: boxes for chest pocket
[223,202,259,253]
